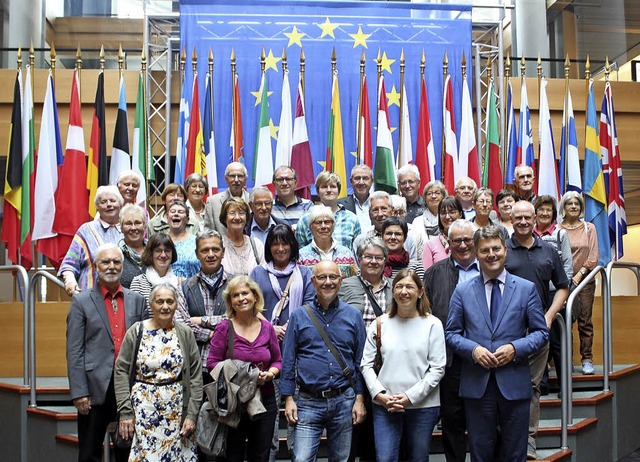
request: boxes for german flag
[87,71,108,217]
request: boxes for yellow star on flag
[391,126,397,133]
[269,118,279,140]
[380,51,396,74]
[264,49,281,72]
[251,88,274,106]
[284,26,306,48]
[387,85,400,108]
[350,150,358,159]
[318,160,327,170]
[349,26,372,49]
[317,17,339,38]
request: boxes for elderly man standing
[282,261,367,462]
[514,165,537,203]
[338,164,375,230]
[66,243,147,462]
[445,226,549,462]
[204,162,250,232]
[506,200,568,459]
[271,165,313,229]
[424,219,478,462]
[454,177,477,220]
[397,164,425,223]
[245,186,287,244]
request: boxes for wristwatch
[580,268,588,275]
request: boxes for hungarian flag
[358,74,373,168]
[397,82,413,169]
[33,72,64,266]
[442,74,458,193]
[185,74,207,179]
[1,70,23,265]
[253,72,274,190]
[53,69,89,264]
[482,79,502,195]
[326,73,347,198]
[109,74,131,185]
[415,77,435,191]
[537,78,560,201]
[459,73,480,185]
[275,70,293,168]
[174,77,190,184]
[203,72,218,194]
[291,75,314,199]
[132,71,148,205]
[505,78,518,187]
[20,66,35,268]
[373,76,397,194]
[230,73,244,163]
[87,72,108,217]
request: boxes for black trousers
[440,357,467,462]
[77,378,129,462]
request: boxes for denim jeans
[292,387,355,462]
[372,404,440,462]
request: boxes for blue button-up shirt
[280,298,366,396]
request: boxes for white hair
[396,164,420,182]
[95,185,124,207]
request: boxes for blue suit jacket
[445,272,549,401]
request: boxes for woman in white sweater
[361,269,446,462]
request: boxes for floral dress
[130,326,197,462]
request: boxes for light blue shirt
[455,259,480,284]
[250,217,277,244]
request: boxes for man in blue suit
[445,226,549,462]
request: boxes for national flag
[397,81,413,168]
[358,74,373,168]
[174,77,190,184]
[482,79,502,194]
[291,75,314,199]
[33,72,64,266]
[442,74,458,193]
[415,76,435,191]
[185,74,207,179]
[559,87,581,194]
[517,76,535,168]
[1,70,23,264]
[537,78,560,200]
[275,70,293,168]
[53,69,89,265]
[203,72,218,194]
[87,71,108,217]
[132,71,147,205]
[326,73,347,198]
[109,74,131,185]
[600,81,626,259]
[505,78,518,187]
[584,81,611,265]
[373,76,397,194]
[459,73,480,184]
[253,72,274,190]
[20,66,35,268]
[230,73,244,163]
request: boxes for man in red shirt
[66,243,147,462]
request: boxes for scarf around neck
[384,250,410,278]
[265,261,304,322]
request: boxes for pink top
[422,234,449,271]
[562,221,599,274]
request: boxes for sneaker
[582,361,595,375]
[527,444,537,460]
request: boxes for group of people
[64,161,599,462]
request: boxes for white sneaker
[582,360,595,375]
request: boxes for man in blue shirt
[281,261,367,462]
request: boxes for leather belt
[299,384,350,398]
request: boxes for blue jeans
[292,387,355,462]
[372,404,440,462]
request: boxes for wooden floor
[0,296,638,377]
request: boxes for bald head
[511,200,535,240]
[312,261,342,308]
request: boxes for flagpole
[76,45,82,98]
[357,50,365,165]
[300,47,305,96]
[209,48,214,137]
[50,43,56,85]
[231,47,237,162]
[141,48,149,206]
[585,55,590,111]
[485,55,492,186]
[398,49,405,168]
[29,42,35,270]
[29,42,34,97]
[376,49,382,136]
[442,51,448,183]
[563,54,570,194]
[505,54,511,185]
[536,54,542,163]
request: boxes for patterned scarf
[383,250,410,278]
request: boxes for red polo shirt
[99,284,127,361]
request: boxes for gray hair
[448,219,478,239]
[356,237,388,261]
[195,230,223,249]
[185,173,209,192]
[559,191,585,220]
[273,165,297,180]
[350,164,373,179]
[514,164,535,179]
[369,190,391,203]
[308,205,335,224]
[455,177,477,191]
[474,187,494,203]
[389,195,407,212]
[116,170,141,186]
[250,186,273,202]
[95,185,124,208]
[119,203,148,227]
[94,243,124,262]
[397,163,420,182]
[224,162,248,177]
[422,180,447,199]
[149,282,178,305]
[473,225,506,249]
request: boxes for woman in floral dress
[115,283,203,461]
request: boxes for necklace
[561,221,582,230]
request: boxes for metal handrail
[0,265,30,385]
[556,312,568,450]
[563,265,607,424]
[28,270,65,408]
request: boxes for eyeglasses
[361,254,385,263]
[399,180,418,187]
[274,177,295,183]
[384,231,405,238]
[427,190,443,196]
[252,201,272,208]
[314,274,341,282]
[440,210,460,217]
[450,237,473,246]
[153,248,172,256]
[226,174,246,180]
[98,258,122,266]
[475,199,492,205]
[312,219,333,227]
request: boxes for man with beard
[339,164,375,230]
[66,243,147,462]
[204,162,250,233]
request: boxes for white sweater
[361,313,446,409]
